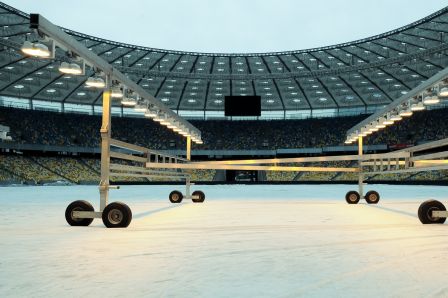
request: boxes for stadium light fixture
[21,40,54,58]
[390,111,402,122]
[86,76,105,88]
[192,136,203,144]
[423,95,440,105]
[383,114,395,125]
[369,123,379,132]
[111,86,123,98]
[375,119,386,129]
[159,115,171,126]
[423,90,440,105]
[121,96,137,106]
[399,103,413,117]
[411,102,425,111]
[439,87,448,97]
[359,127,369,137]
[179,126,191,137]
[59,61,84,75]
[134,101,147,113]
[153,112,165,122]
[438,80,448,97]
[144,108,158,118]
[171,122,182,132]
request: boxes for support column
[99,75,112,212]
[185,136,191,197]
[186,136,191,161]
[358,136,364,197]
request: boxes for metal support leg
[185,136,191,197]
[358,136,364,197]
[99,76,112,212]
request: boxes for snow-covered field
[1,184,448,297]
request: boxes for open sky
[4,0,448,53]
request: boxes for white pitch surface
[2,184,448,297]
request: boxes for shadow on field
[364,204,417,218]
[133,204,185,219]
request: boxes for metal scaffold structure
[20,12,448,228]
[23,14,206,228]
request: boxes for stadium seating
[0,154,217,184]
[1,106,448,184]
[2,107,448,151]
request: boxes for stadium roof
[0,2,447,113]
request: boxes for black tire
[65,200,94,226]
[102,202,132,228]
[345,191,360,204]
[418,200,447,224]
[192,190,205,203]
[365,190,380,204]
[169,190,183,203]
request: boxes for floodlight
[144,109,158,118]
[21,41,51,58]
[111,86,123,98]
[423,95,440,105]
[121,97,137,106]
[153,113,164,122]
[160,116,171,126]
[86,77,105,88]
[411,102,425,111]
[359,127,369,137]
[134,102,147,112]
[390,112,402,122]
[369,123,379,132]
[399,108,413,117]
[59,62,83,75]
[439,86,448,97]
[180,128,191,137]
[375,119,386,129]
[383,114,394,125]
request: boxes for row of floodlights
[21,40,203,144]
[120,90,203,144]
[345,82,448,144]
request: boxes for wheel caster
[102,202,132,228]
[418,200,447,224]
[365,190,380,204]
[65,200,94,226]
[345,191,360,204]
[169,190,183,203]
[192,190,205,203]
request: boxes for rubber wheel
[418,200,447,224]
[365,190,380,204]
[102,202,132,228]
[169,190,183,203]
[345,191,360,204]
[65,200,94,226]
[192,190,205,203]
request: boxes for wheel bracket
[72,211,102,219]
[432,211,448,218]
